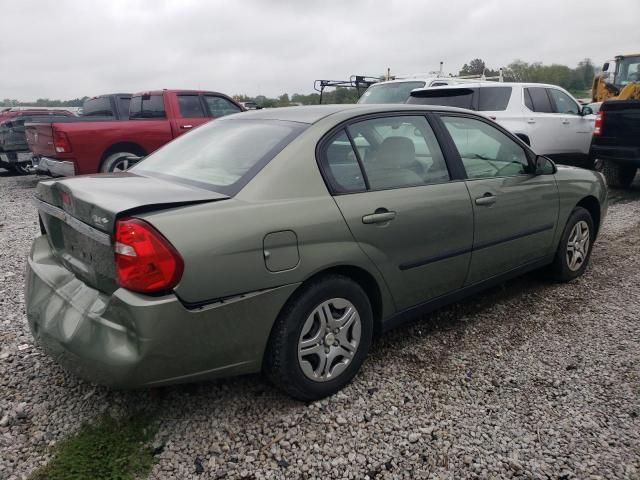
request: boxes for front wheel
[551,207,595,282]
[264,275,373,401]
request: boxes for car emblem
[92,214,109,226]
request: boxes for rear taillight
[593,111,604,136]
[53,130,72,153]
[114,218,183,294]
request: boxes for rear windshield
[83,97,114,117]
[129,95,166,119]
[407,86,512,111]
[407,88,474,109]
[358,81,426,104]
[132,119,307,195]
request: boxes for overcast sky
[2,0,638,100]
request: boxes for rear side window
[178,95,205,118]
[407,89,475,109]
[323,131,366,193]
[524,87,553,113]
[129,95,166,118]
[82,97,113,117]
[204,96,242,117]
[478,87,512,111]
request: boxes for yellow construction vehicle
[592,54,640,102]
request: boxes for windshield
[132,119,306,195]
[358,81,426,104]
[616,57,640,86]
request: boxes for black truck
[589,99,640,188]
[0,94,131,175]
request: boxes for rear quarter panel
[138,121,396,318]
[552,165,607,245]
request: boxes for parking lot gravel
[1,170,639,479]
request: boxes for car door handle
[527,119,536,124]
[562,120,570,125]
[362,209,396,224]
[180,124,193,129]
[475,193,497,206]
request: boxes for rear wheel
[602,160,636,188]
[264,275,373,401]
[100,151,139,173]
[551,207,594,282]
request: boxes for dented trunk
[34,173,228,294]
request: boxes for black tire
[100,151,138,173]
[264,275,373,401]
[551,207,595,282]
[602,160,636,189]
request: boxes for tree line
[0,58,598,108]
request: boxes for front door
[546,87,593,155]
[439,114,559,285]
[320,114,474,310]
[172,94,212,137]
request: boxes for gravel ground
[1,170,639,480]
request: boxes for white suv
[407,83,595,164]
[358,78,467,104]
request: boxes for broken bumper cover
[34,156,76,177]
[25,235,299,388]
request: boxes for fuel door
[263,230,299,272]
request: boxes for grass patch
[30,413,157,480]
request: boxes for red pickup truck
[26,90,243,176]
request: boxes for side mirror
[581,106,593,116]
[602,62,610,72]
[535,155,556,175]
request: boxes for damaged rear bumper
[25,235,299,388]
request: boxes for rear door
[546,87,593,155]
[321,114,474,311]
[523,86,562,154]
[438,114,559,285]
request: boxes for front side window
[344,115,450,190]
[358,81,426,104]
[178,95,205,118]
[524,87,553,113]
[204,96,241,117]
[441,116,530,179]
[129,95,166,118]
[547,89,580,115]
[616,57,640,86]
[132,119,306,195]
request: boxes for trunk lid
[35,173,228,293]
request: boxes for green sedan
[25,105,607,400]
